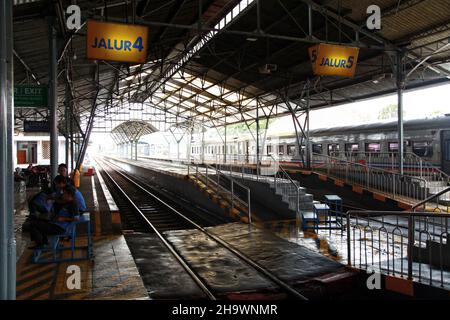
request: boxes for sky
[269,82,450,134]
[89,82,450,154]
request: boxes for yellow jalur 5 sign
[308,43,359,77]
[86,20,149,64]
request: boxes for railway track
[96,157,308,300]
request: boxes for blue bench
[324,195,344,228]
[32,213,93,264]
[301,211,319,231]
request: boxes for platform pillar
[0,0,16,300]
[49,19,59,180]
[65,80,70,167]
[306,80,311,169]
[256,98,260,177]
[396,52,405,175]
[201,126,205,164]
[69,102,74,172]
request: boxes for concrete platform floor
[16,235,148,300]
[13,168,148,300]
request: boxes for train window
[312,144,322,154]
[388,142,398,152]
[327,144,340,156]
[267,145,272,154]
[278,145,284,155]
[287,145,296,155]
[345,143,359,155]
[412,141,433,157]
[365,143,381,153]
[300,145,306,156]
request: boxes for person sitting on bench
[28,187,81,248]
[52,163,72,193]
[28,187,54,219]
[51,175,86,213]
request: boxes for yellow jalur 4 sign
[86,20,149,64]
[308,43,359,77]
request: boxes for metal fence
[187,161,252,224]
[346,208,450,288]
[329,151,450,185]
[312,153,428,204]
[200,154,303,215]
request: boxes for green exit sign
[14,84,48,108]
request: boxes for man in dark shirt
[28,187,80,248]
[52,163,72,192]
[29,187,80,248]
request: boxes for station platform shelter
[1,0,450,304]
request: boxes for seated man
[52,174,68,196]
[22,188,55,233]
[28,187,80,248]
[52,163,72,192]
[28,187,54,219]
[74,188,87,214]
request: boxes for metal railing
[209,154,303,215]
[312,153,428,204]
[411,187,450,212]
[187,161,252,224]
[329,151,450,185]
[346,210,449,288]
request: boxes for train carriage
[189,116,450,174]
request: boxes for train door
[441,130,450,174]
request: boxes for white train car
[189,117,450,174]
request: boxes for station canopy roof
[12,0,450,136]
[110,120,158,144]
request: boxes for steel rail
[97,158,217,300]
[100,157,308,300]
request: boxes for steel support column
[135,141,138,160]
[224,108,227,164]
[49,20,59,179]
[397,52,405,175]
[306,81,311,169]
[256,99,260,176]
[201,126,205,164]
[64,80,70,166]
[70,105,74,172]
[0,0,15,300]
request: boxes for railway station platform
[14,167,148,300]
